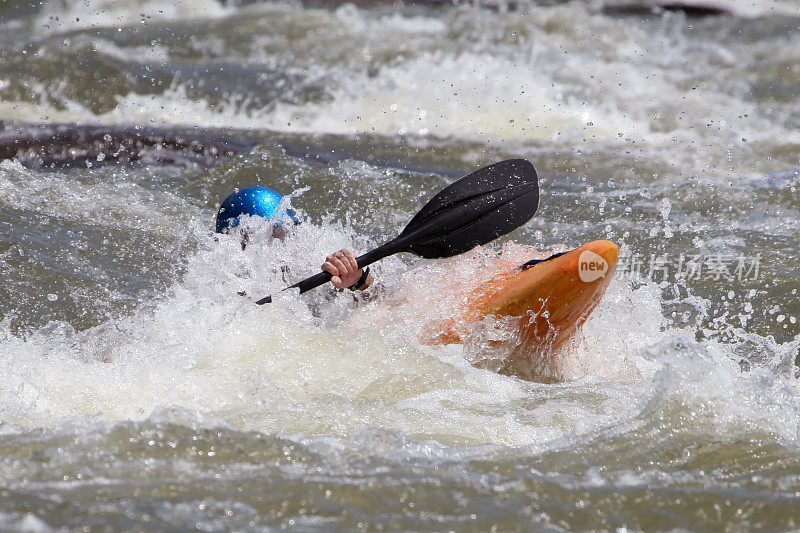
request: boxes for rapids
[1,0,799,529]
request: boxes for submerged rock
[294,0,731,17]
[0,122,257,169]
[601,2,730,17]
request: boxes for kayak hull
[427,240,619,381]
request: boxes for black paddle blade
[397,159,538,258]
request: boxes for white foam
[88,36,171,65]
[1,225,798,447]
[4,4,799,184]
[562,279,666,383]
[34,0,231,34]
[2,3,799,448]
[0,159,198,237]
[707,0,800,17]
[0,514,56,533]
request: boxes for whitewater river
[1,0,800,530]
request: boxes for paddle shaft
[291,241,400,293]
[256,240,402,304]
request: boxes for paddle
[256,159,539,305]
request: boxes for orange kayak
[423,240,619,381]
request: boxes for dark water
[1,0,800,530]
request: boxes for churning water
[1,0,799,530]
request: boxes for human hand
[322,249,369,289]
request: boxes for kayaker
[215,186,374,291]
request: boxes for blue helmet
[215,186,299,233]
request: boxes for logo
[578,250,608,282]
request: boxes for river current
[1,0,799,530]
